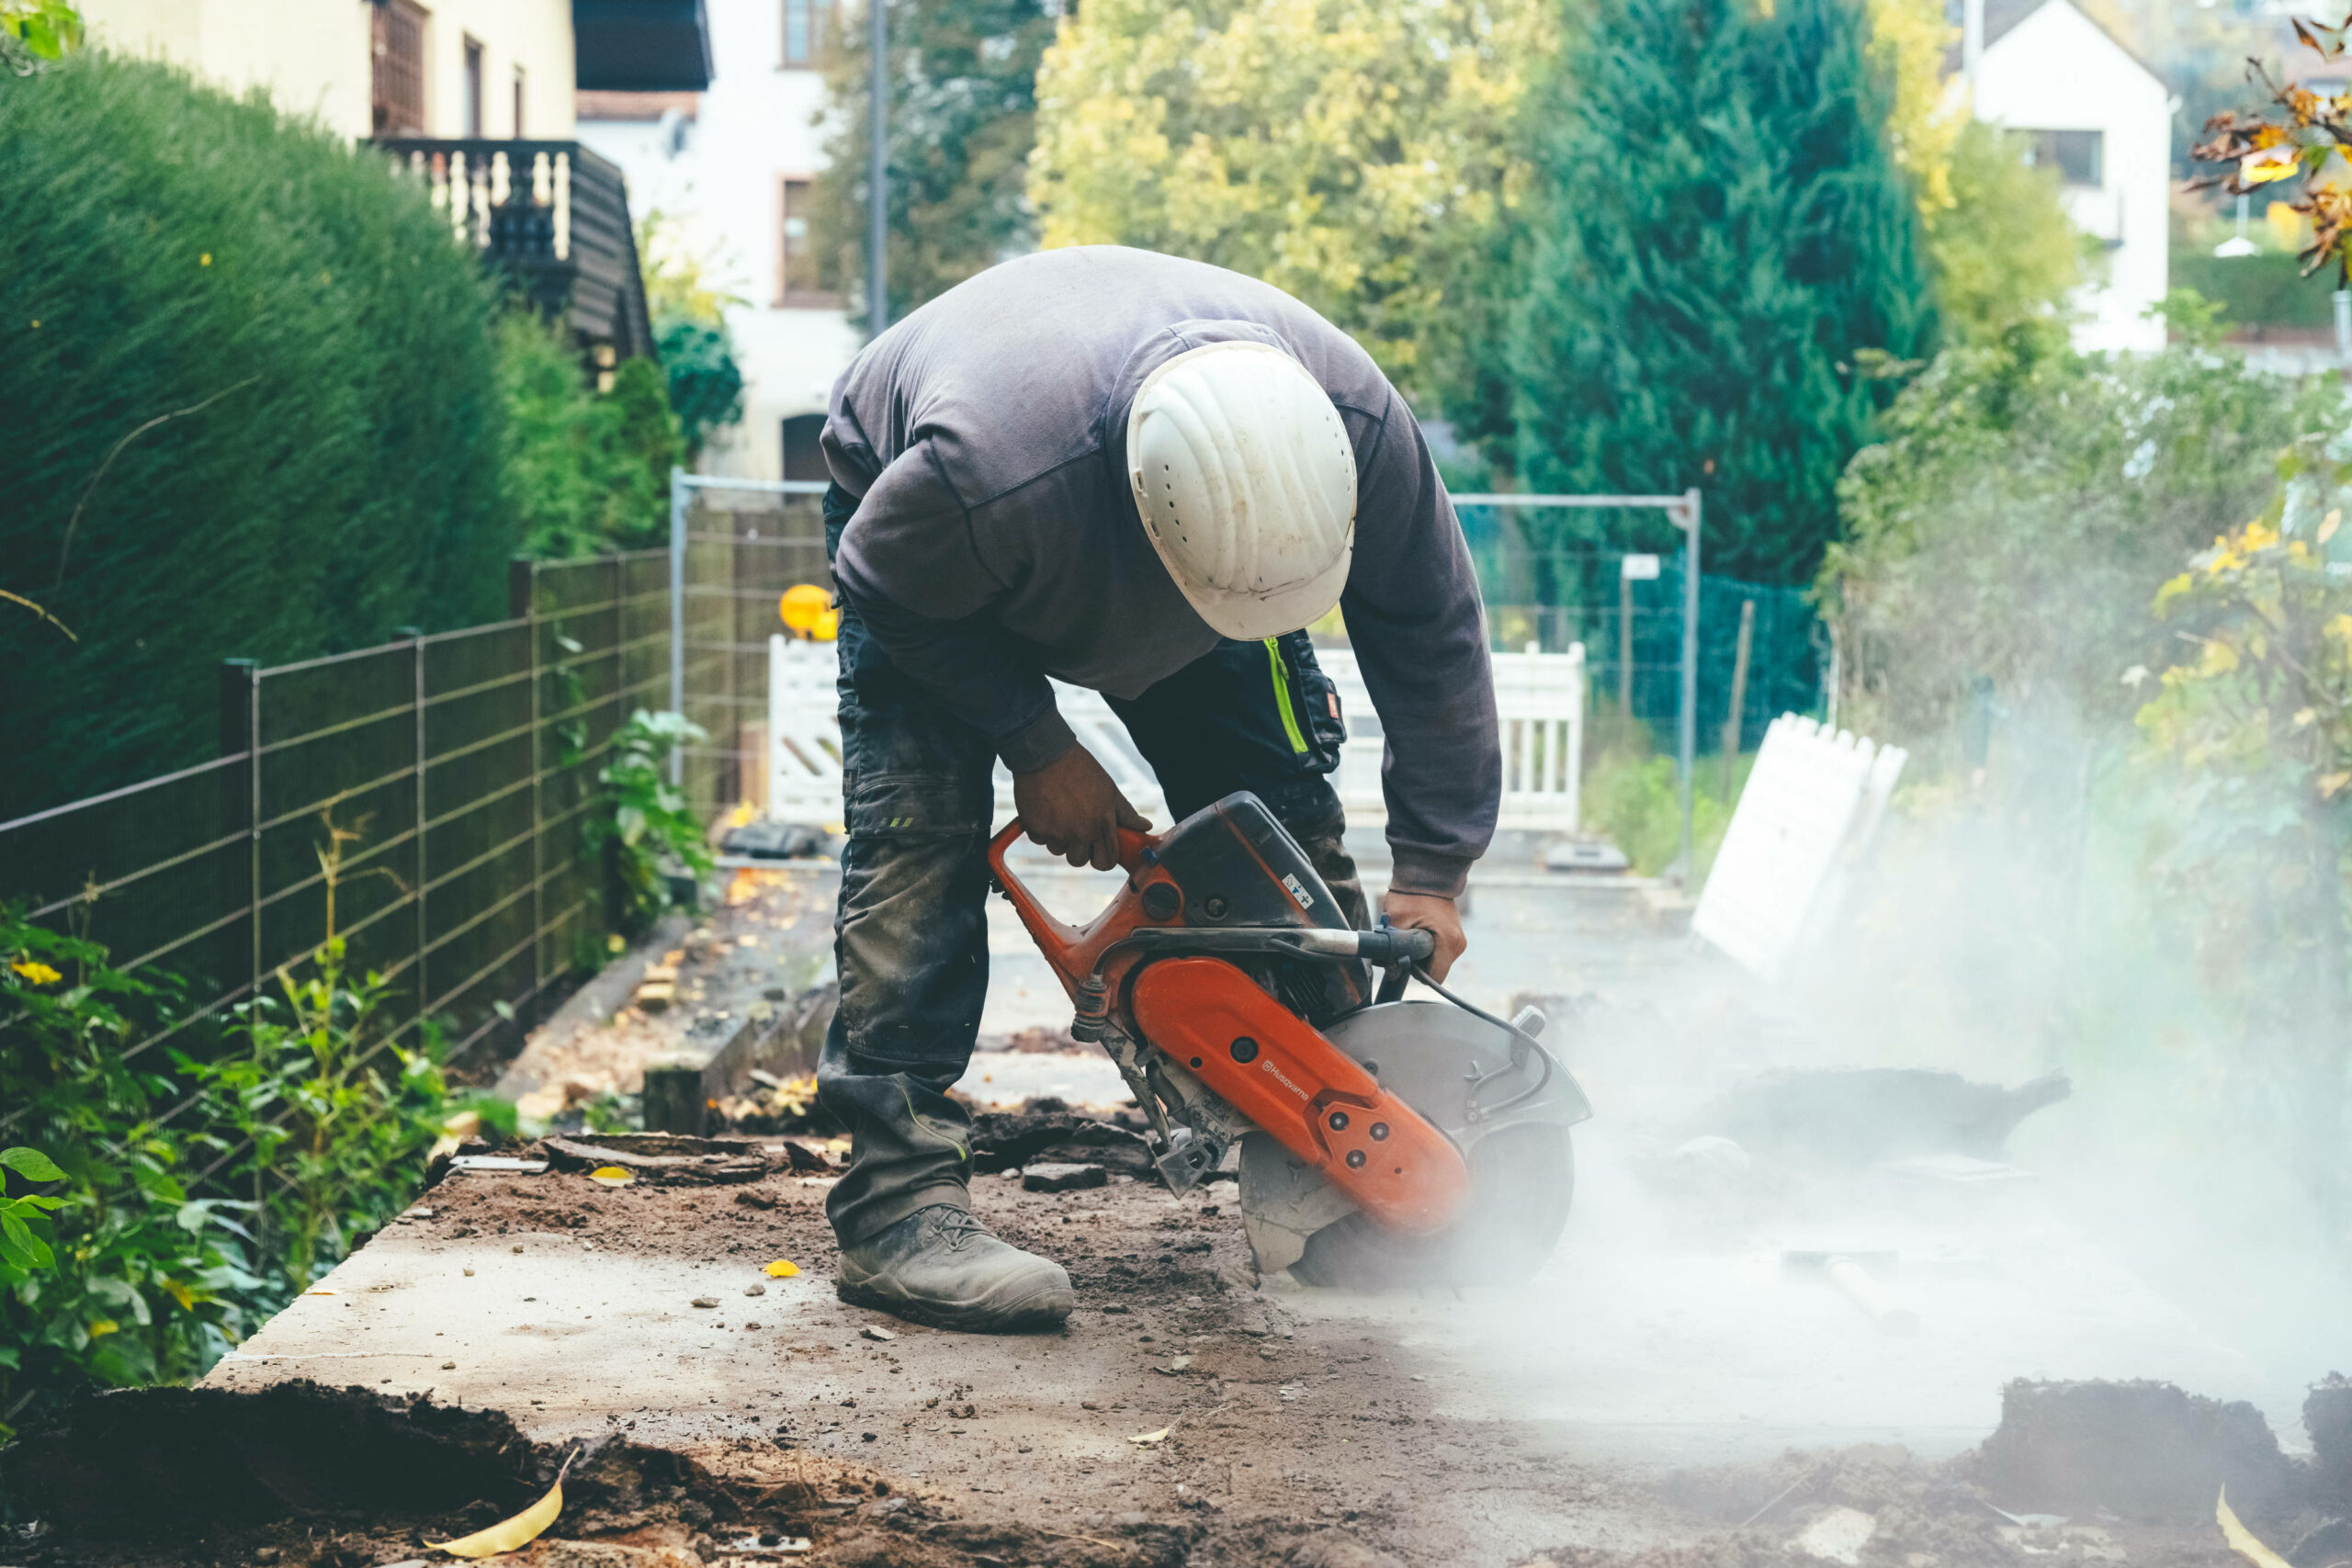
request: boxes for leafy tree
[1505,0,1937,584]
[1028,0,1552,396]
[810,0,1057,324]
[638,209,744,459]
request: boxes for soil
[10,1119,2332,1568]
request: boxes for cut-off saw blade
[1238,999,1589,1288]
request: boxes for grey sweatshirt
[820,246,1498,897]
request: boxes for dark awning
[573,0,713,92]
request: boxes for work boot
[836,1204,1074,1332]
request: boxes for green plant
[1584,743,1737,880]
[638,209,744,458]
[0,1149,66,1277]
[0,0,80,73]
[1500,0,1938,584]
[190,811,453,1292]
[499,309,680,558]
[0,908,263,1437]
[590,710,715,928]
[0,51,514,820]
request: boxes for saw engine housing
[987,792,1592,1283]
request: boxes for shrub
[499,310,680,558]
[0,50,516,820]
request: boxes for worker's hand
[1012,744,1149,870]
[1382,890,1466,982]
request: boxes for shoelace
[924,1207,991,1249]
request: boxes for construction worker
[817,245,1500,1332]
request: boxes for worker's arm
[1340,393,1502,902]
[831,442,1146,869]
[830,438,1079,774]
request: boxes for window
[369,0,427,136]
[2020,129,2103,187]
[463,37,484,137]
[783,415,828,482]
[778,177,840,306]
[513,67,526,136]
[782,0,829,66]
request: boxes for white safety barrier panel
[768,635,1587,834]
[1691,714,1906,983]
[1318,643,1585,832]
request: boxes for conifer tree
[1507,0,1937,584]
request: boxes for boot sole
[836,1273,1075,1334]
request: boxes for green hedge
[0,51,515,820]
[2170,250,2339,332]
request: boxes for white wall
[1976,1,2172,353]
[576,0,863,480]
[79,0,574,140]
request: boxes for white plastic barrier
[1690,714,1906,983]
[768,634,1587,834]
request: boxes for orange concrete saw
[988,791,1592,1286]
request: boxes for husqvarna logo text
[1261,1057,1309,1101]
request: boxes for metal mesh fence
[0,552,667,1121]
[1459,500,1822,755]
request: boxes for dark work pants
[816,484,1368,1246]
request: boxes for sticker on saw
[1281,874,1317,912]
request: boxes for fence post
[219,656,261,1220]
[1721,597,1755,799]
[669,466,688,784]
[395,626,426,1038]
[510,560,542,1012]
[1676,489,1702,887]
[219,658,262,1008]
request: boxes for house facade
[75,0,579,141]
[77,0,716,363]
[576,0,863,481]
[1966,0,2173,353]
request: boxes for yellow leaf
[161,1279,196,1313]
[2244,147,2301,184]
[2295,708,2318,728]
[2321,510,2342,544]
[86,1319,118,1337]
[606,933,626,953]
[2218,1487,2293,1568]
[2318,773,2349,798]
[2199,640,2242,677]
[1128,1427,1170,1445]
[764,1259,800,1278]
[9,959,62,985]
[433,1450,577,1558]
[588,1167,635,1187]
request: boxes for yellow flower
[86,1319,119,1337]
[9,959,62,985]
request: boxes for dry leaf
[2217,1487,2293,1568]
[433,1450,578,1558]
[861,1324,896,1341]
[588,1166,635,1187]
[1128,1427,1170,1445]
[764,1259,800,1278]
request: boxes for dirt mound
[1970,1378,2303,1525]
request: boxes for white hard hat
[1125,340,1356,641]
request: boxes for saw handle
[986,818,1159,973]
[1370,919,1435,1004]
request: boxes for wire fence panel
[677,485,831,825]
[1457,501,1822,757]
[0,553,671,1102]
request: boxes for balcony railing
[375,138,654,359]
